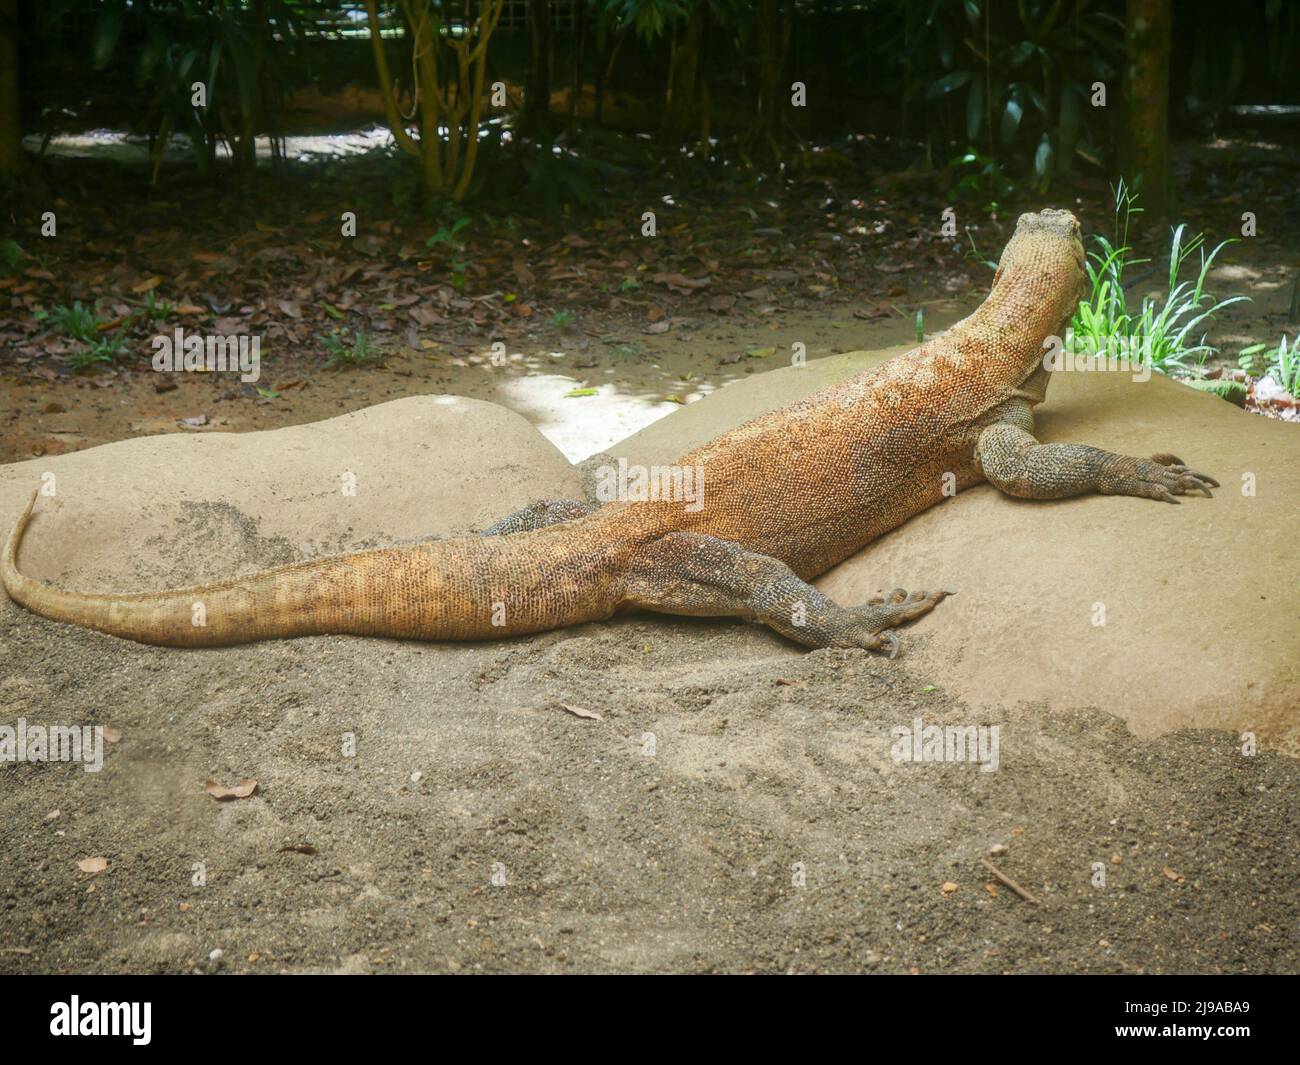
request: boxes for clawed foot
[831,587,954,657]
[1129,453,1219,503]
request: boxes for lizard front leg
[976,423,1218,503]
[623,531,950,655]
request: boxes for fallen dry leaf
[131,275,163,294]
[77,857,109,875]
[204,778,258,801]
[652,271,711,293]
[560,704,602,721]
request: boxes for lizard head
[994,208,1087,330]
[1003,208,1086,305]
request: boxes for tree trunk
[523,0,552,140]
[659,2,705,146]
[592,26,607,126]
[0,0,24,176]
[1122,0,1174,219]
[567,0,585,130]
[752,0,792,154]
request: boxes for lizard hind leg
[623,531,951,656]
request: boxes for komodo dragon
[2,208,1217,653]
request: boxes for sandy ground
[1,606,1296,974]
[1,385,1296,975]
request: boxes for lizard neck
[964,265,1077,390]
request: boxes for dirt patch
[0,602,1294,974]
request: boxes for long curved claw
[857,629,900,658]
[1138,455,1219,501]
[843,588,953,656]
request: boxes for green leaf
[178,48,199,82]
[927,71,971,100]
[91,3,125,70]
[936,21,955,69]
[1007,41,1036,68]
[0,239,24,269]
[966,78,984,140]
[1034,133,1054,178]
[1059,85,1082,152]
[1021,83,1048,116]
[1000,93,1024,144]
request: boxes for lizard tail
[2,490,616,647]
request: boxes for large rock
[0,395,583,590]
[3,359,1295,754]
[599,347,1300,754]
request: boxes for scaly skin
[1,209,1216,651]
